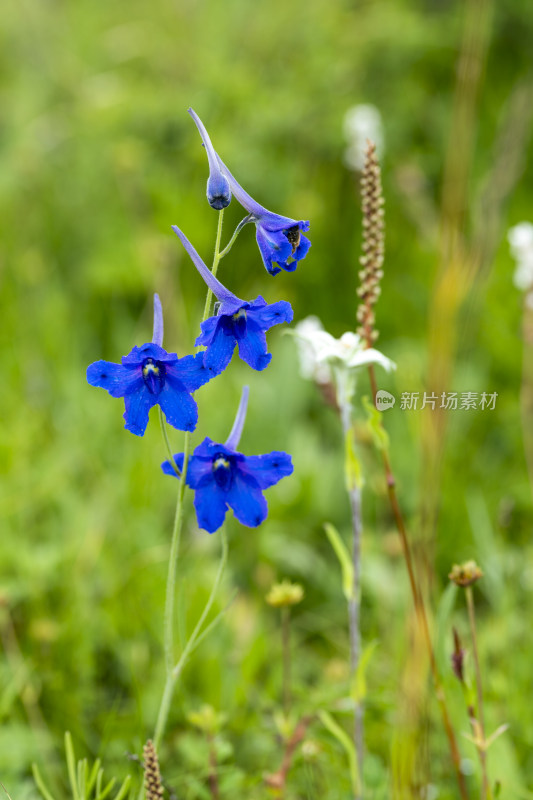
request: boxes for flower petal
[226,470,267,528]
[256,227,292,275]
[121,342,178,366]
[201,321,237,375]
[166,352,212,393]
[193,481,228,533]
[86,360,141,398]
[236,320,271,371]
[345,347,396,372]
[196,315,222,347]
[240,452,293,489]
[158,384,199,432]
[123,387,156,436]
[294,233,311,262]
[161,452,186,478]
[184,455,215,488]
[248,298,293,329]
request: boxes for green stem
[339,395,364,799]
[153,526,228,748]
[218,214,252,259]
[153,208,228,751]
[201,209,225,323]
[172,526,228,680]
[466,586,492,800]
[163,434,190,676]
[282,607,291,714]
[159,408,181,476]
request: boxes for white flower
[343,104,384,172]
[292,316,332,384]
[508,222,533,301]
[293,317,395,401]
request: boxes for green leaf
[350,640,379,703]
[112,776,131,800]
[32,764,57,800]
[318,710,361,796]
[344,423,363,491]
[362,396,389,452]
[324,523,354,602]
[86,760,102,797]
[65,733,81,800]
[434,581,457,672]
[96,777,116,800]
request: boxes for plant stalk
[465,586,491,800]
[367,363,469,800]
[339,395,364,798]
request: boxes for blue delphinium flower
[188,108,231,210]
[189,108,311,276]
[161,387,293,533]
[172,225,293,375]
[87,294,211,436]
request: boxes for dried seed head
[357,141,385,346]
[143,740,164,800]
[449,560,484,588]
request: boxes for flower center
[232,308,247,339]
[285,225,301,254]
[212,455,233,490]
[142,358,166,394]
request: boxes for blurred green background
[2,0,533,797]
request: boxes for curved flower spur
[172,226,293,374]
[86,294,212,436]
[161,387,293,533]
[188,108,311,276]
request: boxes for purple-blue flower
[189,108,311,276]
[188,108,231,210]
[172,226,293,375]
[161,387,293,533]
[87,294,211,436]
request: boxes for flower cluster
[87,110,306,532]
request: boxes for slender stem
[466,586,491,800]
[264,716,313,793]
[201,209,225,322]
[172,526,228,680]
[159,408,181,476]
[218,214,253,259]
[163,434,189,675]
[367,363,470,800]
[154,526,228,749]
[338,386,364,798]
[281,607,291,714]
[153,209,227,751]
[206,732,220,799]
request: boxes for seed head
[143,740,164,800]
[357,141,385,346]
[449,560,484,588]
